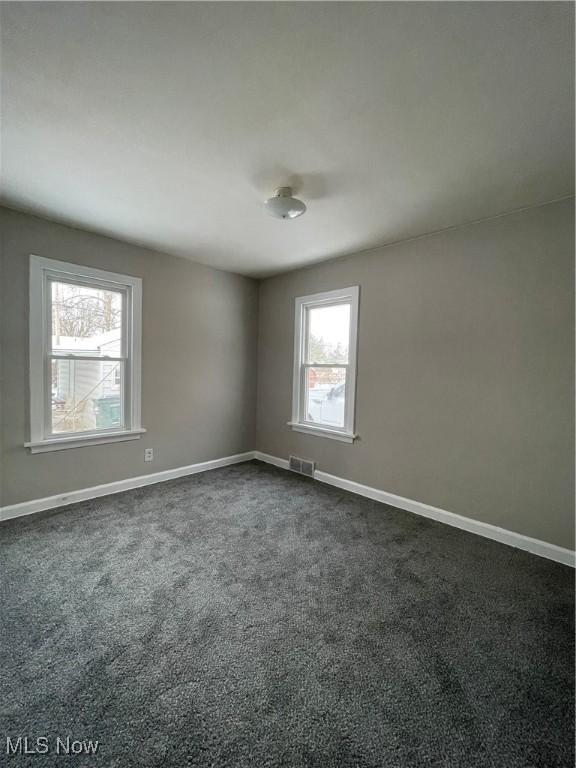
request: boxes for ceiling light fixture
[264,187,306,220]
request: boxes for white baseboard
[254,451,575,568]
[3,449,573,568]
[0,451,256,523]
[254,452,290,471]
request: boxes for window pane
[51,280,123,356]
[306,303,350,364]
[304,367,346,428]
[51,359,124,434]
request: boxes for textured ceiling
[1,2,573,276]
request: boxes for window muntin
[28,256,143,450]
[292,287,359,440]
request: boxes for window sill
[287,422,357,443]
[25,428,146,454]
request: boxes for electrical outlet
[144,448,154,462]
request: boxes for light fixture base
[264,186,307,220]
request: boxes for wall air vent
[289,455,315,478]
[300,459,315,477]
[289,456,302,473]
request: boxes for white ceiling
[1,2,573,277]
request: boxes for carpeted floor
[0,460,574,767]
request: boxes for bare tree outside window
[51,282,122,343]
[308,334,348,364]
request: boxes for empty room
[0,2,574,766]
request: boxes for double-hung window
[290,286,359,442]
[27,255,144,453]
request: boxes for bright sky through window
[308,304,350,349]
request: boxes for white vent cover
[289,455,302,473]
[289,455,315,477]
[300,459,315,477]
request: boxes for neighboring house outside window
[27,255,144,453]
[290,286,359,443]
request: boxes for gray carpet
[0,460,573,767]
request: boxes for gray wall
[0,207,258,506]
[256,199,574,549]
[2,200,573,550]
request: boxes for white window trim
[289,286,359,442]
[26,255,144,454]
